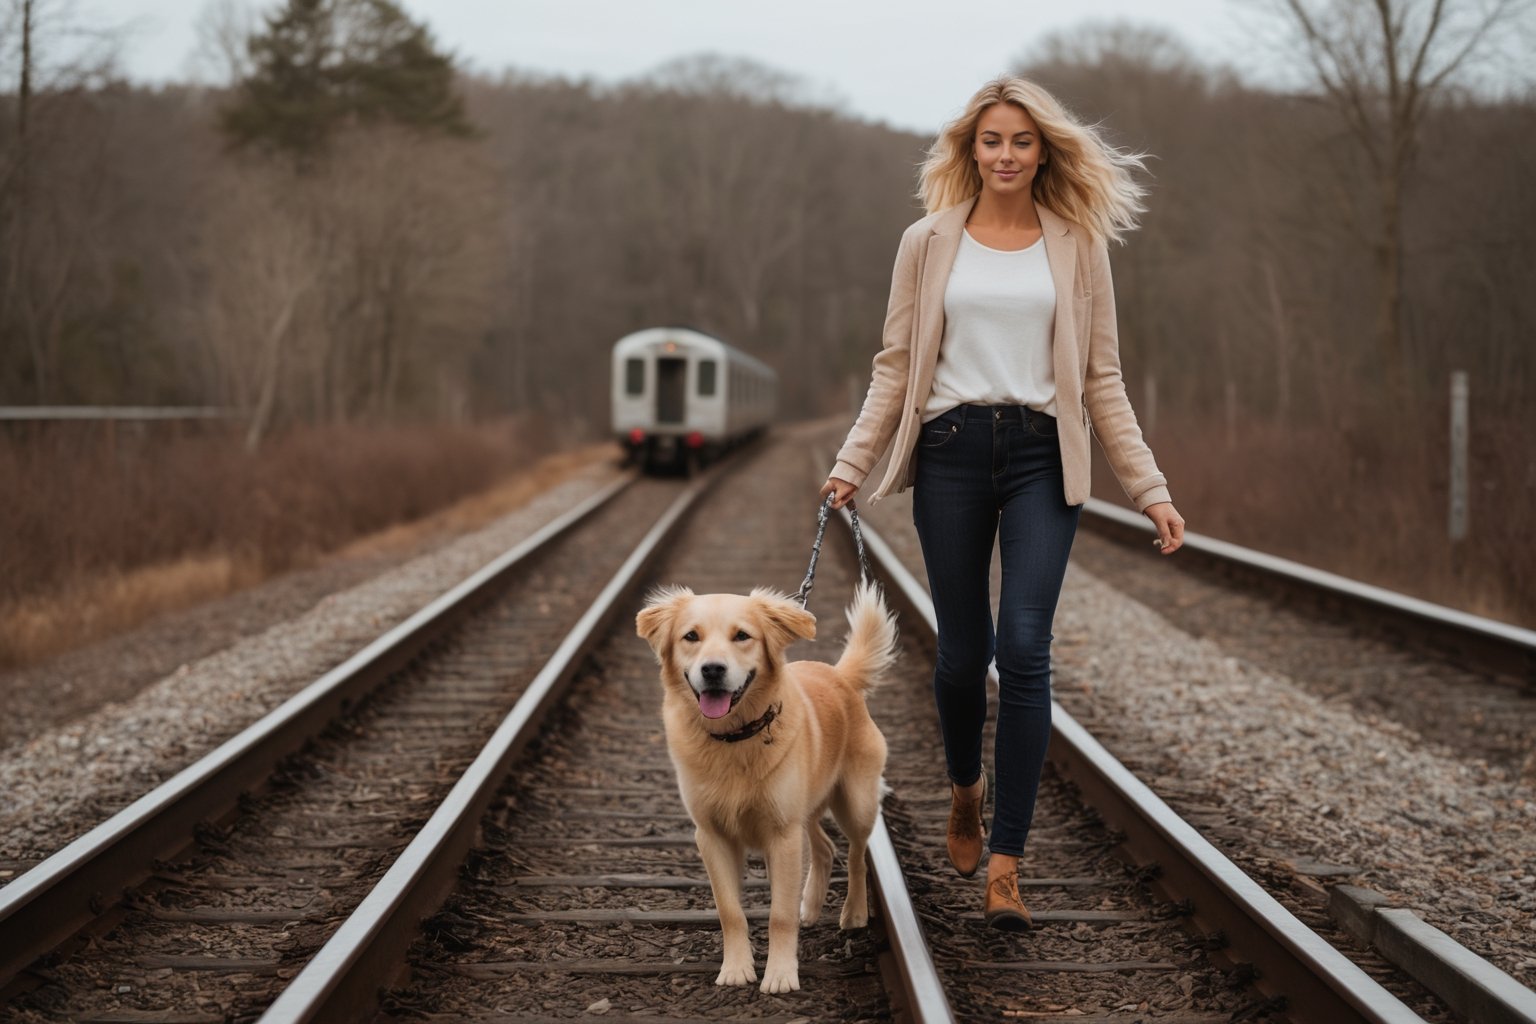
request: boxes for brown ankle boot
[984,869,1034,931]
[945,775,985,878]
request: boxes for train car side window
[698,360,717,397]
[625,358,644,395]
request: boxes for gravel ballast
[0,460,625,873]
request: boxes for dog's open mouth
[696,670,755,720]
[697,691,734,719]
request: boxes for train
[611,326,776,472]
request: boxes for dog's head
[636,586,816,724]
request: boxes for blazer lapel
[915,199,972,355]
[1038,205,1082,402]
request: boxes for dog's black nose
[700,662,727,685]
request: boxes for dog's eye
[683,630,700,642]
[733,630,751,642]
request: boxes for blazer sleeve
[829,226,921,488]
[1083,238,1172,512]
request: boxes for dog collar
[710,701,782,744]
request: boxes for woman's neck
[968,190,1040,231]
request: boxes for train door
[656,358,686,424]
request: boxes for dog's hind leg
[800,819,835,925]
[830,784,880,930]
[696,828,755,986]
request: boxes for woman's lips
[996,170,1019,179]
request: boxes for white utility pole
[1449,370,1468,544]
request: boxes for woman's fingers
[822,477,858,510]
[1146,503,1185,555]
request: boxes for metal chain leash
[795,493,872,610]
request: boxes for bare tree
[195,122,499,448]
[0,0,123,401]
[308,125,499,425]
[195,160,321,448]
[187,0,259,85]
[1253,0,1535,388]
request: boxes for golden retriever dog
[636,579,896,994]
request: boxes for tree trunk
[1377,164,1406,402]
[1263,258,1291,421]
[19,0,32,142]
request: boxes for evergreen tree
[221,0,473,166]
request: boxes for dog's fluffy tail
[836,579,899,693]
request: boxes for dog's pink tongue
[698,691,734,720]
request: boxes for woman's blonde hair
[919,75,1149,246]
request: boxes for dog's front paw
[715,961,757,986]
[759,963,801,994]
[839,899,869,931]
[800,899,823,926]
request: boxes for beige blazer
[830,195,1171,513]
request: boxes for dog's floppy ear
[750,587,817,647]
[636,585,693,657]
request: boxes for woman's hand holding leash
[820,477,859,511]
[1144,501,1185,555]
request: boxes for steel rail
[803,500,956,1024]
[865,811,957,1024]
[850,507,1427,1024]
[262,476,713,1022]
[0,470,638,987]
[1082,497,1536,684]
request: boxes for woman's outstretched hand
[1144,501,1185,555]
[820,477,859,511]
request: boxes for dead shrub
[0,415,602,668]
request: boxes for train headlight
[685,431,704,449]
[628,428,646,444]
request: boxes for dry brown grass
[0,420,617,670]
[327,444,612,561]
[0,553,264,668]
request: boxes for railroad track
[338,434,1426,1023]
[1075,500,1536,693]
[836,433,1536,1023]
[3,428,1529,1022]
[842,491,1425,1024]
[0,469,697,1020]
[1069,497,1536,788]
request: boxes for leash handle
[796,493,872,609]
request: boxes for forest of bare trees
[1,0,1532,635]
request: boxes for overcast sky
[105,0,1294,133]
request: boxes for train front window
[625,358,644,395]
[697,360,717,397]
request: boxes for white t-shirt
[923,228,1057,422]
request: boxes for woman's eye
[733,630,751,642]
[683,630,699,642]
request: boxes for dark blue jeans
[911,403,1082,857]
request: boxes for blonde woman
[820,76,1185,929]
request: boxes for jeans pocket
[920,420,961,449]
[1025,413,1058,439]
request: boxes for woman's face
[972,102,1046,198]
